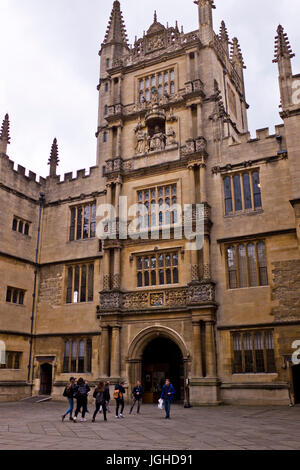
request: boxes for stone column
[192,321,203,377]
[115,181,121,220]
[203,235,211,280]
[100,326,109,377]
[189,164,199,282]
[116,126,122,158]
[186,53,191,82]
[188,165,196,204]
[106,183,112,206]
[189,106,194,138]
[113,247,121,290]
[110,325,121,378]
[205,321,217,378]
[103,249,110,290]
[200,164,207,203]
[197,103,203,137]
[195,51,200,80]
[108,128,113,159]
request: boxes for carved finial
[273,25,295,64]
[103,0,128,47]
[230,37,246,69]
[219,20,229,43]
[194,0,216,8]
[154,10,157,23]
[48,138,60,177]
[0,114,10,144]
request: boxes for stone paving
[0,401,299,450]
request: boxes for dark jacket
[161,384,175,401]
[93,388,110,405]
[132,386,143,399]
[114,384,126,400]
[63,383,77,399]
[75,383,90,398]
[105,384,111,402]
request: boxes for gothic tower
[96,0,129,171]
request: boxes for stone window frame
[12,216,31,236]
[225,239,269,290]
[136,65,177,104]
[65,263,95,304]
[231,329,276,375]
[0,351,22,370]
[6,286,26,306]
[137,183,178,229]
[69,201,97,242]
[62,338,92,374]
[136,250,179,288]
[222,169,263,217]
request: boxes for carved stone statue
[166,127,176,146]
[136,129,147,154]
[148,126,165,152]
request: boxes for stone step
[20,395,52,404]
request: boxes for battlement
[0,152,46,187]
[57,166,99,185]
[226,124,286,146]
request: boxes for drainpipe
[27,192,45,392]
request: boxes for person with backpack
[160,378,175,420]
[61,377,77,422]
[114,381,126,419]
[73,377,90,422]
[129,381,143,415]
[92,382,110,422]
[105,381,111,413]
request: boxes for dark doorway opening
[142,337,184,404]
[40,363,52,396]
[292,364,300,404]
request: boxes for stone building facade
[0,0,300,405]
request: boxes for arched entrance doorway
[142,337,184,404]
[127,326,190,405]
[39,363,52,396]
[292,364,300,404]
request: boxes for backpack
[114,388,123,400]
[63,387,68,398]
[77,384,87,396]
[96,391,104,405]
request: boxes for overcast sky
[0,0,299,178]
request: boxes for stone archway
[127,326,190,404]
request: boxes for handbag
[158,398,164,410]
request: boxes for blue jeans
[164,399,171,418]
[65,397,74,417]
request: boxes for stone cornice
[217,228,296,244]
[211,152,288,175]
[217,319,300,330]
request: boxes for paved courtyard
[0,401,299,450]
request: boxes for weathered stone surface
[272,260,300,320]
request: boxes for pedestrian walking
[114,381,126,418]
[105,381,111,413]
[161,379,175,419]
[61,377,77,422]
[129,381,143,415]
[73,378,90,422]
[92,382,110,422]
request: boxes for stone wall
[272,260,300,321]
[38,265,64,307]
